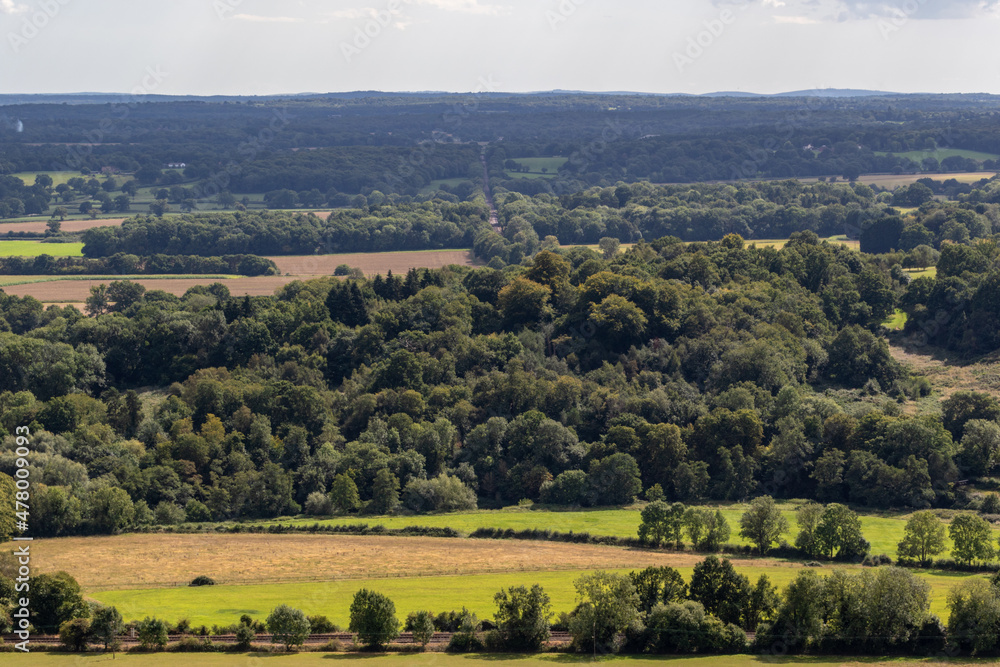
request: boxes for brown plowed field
[2,276,302,301]
[0,217,125,233]
[268,249,481,277]
[33,533,791,590]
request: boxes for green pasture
[884,309,908,331]
[875,148,998,162]
[251,502,999,562]
[515,157,568,172]
[11,171,100,187]
[89,564,970,628]
[7,653,983,667]
[0,241,85,257]
[906,267,937,279]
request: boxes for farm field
[0,217,125,233]
[875,148,999,162]
[0,240,84,256]
[31,533,748,590]
[268,249,482,277]
[253,503,1000,558]
[11,171,125,187]
[75,545,970,626]
[857,172,994,188]
[5,654,971,667]
[0,276,299,301]
[750,235,860,251]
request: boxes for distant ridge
[0,88,989,106]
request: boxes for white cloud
[0,0,28,15]
[774,14,819,23]
[233,14,303,23]
[412,0,510,16]
[715,0,1000,20]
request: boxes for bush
[304,491,333,516]
[170,637,218,653]
[402,474,478,513]
[406,610,435,647]
[446,609,483,653]
[185,499,213,523]
[308,615,338,633]
[862,554,894,567]
[59,617,91,651]
[189,576,216,587]
[235,624,256,649]
[137,617,169,650]
[154,501,186,525]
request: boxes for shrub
[189,576,216,587]
[308,615,338,633]
[407,610,435,647]
[59,617,91,651]
[154,501,186,525]
[235,624,256,649]
[402,473,478,513]
[446,609,483,653]
[304,491,333,516]
[137,617,169,650]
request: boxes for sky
[1,0,1000,96]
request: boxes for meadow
[249,502,985,558]
[507,157,568,179]
[0,240,85,257]
[749,235,860,251]
[7,654,982,666]
[874,148,999,162]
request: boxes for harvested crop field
[2,276,300,301]
[268,249,481,277]
[32,533,795,591]
[0,217,125,234]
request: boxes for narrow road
[480,146,502,234]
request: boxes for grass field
[11,171,122,187]
[87,563,970,627]
[245,503,983,558]
[507,157,568,179]
[875,148,999,162]
[6,654,975,666]
[749,235,860,251]
[885,309,908,331]
[856,172,994,189]
[0,240,85,257]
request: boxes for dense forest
[7,227,1000,538]
[3,94,1000,212]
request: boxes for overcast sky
[2,0,999,96]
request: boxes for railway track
[4,631,575,647]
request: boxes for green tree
[85,284,110,317]
[814,503,869,560]
[330,473,361,513]
[368,469,399,515]
[58,618,91,651]
[688,556,750,628]
[497,277,550,327]
[349,589,400,649]
[407,610,435,648]
[897,510,947,563]
[683,507,730,551]
[266,604,311,651]
[30,572,89,633]
[960,420,1000,477]
[90,605,124,652]
[567,571,642,655]
[948,577,1000,655]
[491,584,552,651]
[739,495,789,554]
[137,617,169,650]
[0,473,15,541]
[87,486,135,534]
[598,237,621,260]
[950,513,996,565]
[629,566,688,614]
[743,575,780,630]
[587,453,642,506]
